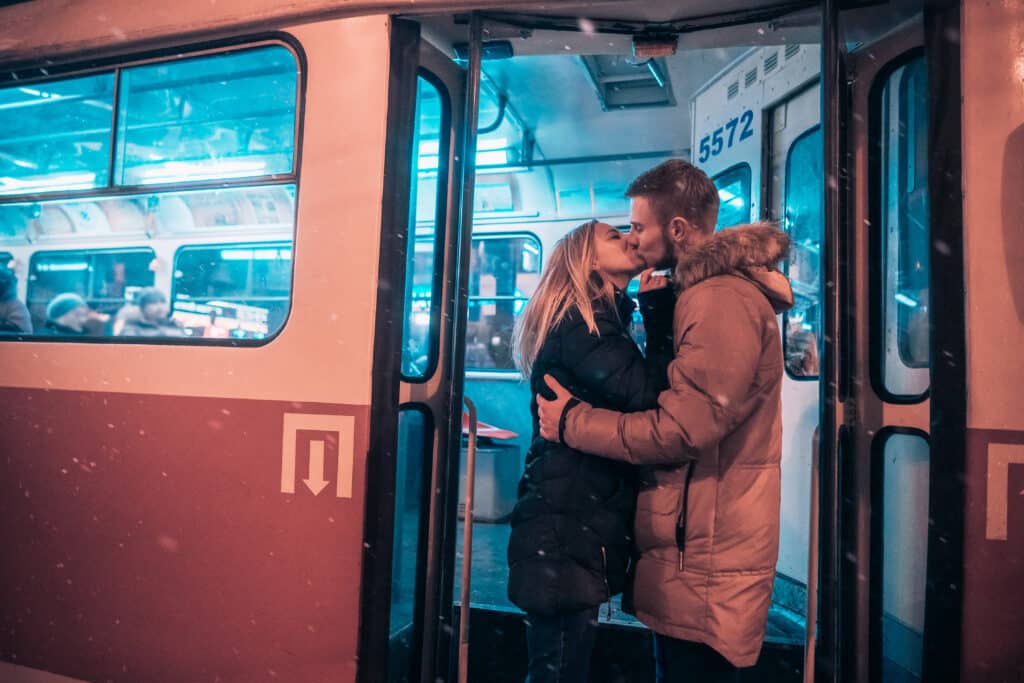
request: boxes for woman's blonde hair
[512,220,618,376]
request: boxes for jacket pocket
[634,467,688,553]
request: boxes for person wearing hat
[118,287,184,337]
[43,292,90,336]
[0,267,31,334]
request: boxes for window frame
[711,163,752,230]
[0,34,307,346]
[400,69,452,384]
[465,231,543,375]
[868,49,930,404]
[894,58,930,370]
[780,125,823,382]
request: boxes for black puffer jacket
[507,286,675,615]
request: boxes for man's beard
[654,231,677,270]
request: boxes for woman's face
[593,222,645,283]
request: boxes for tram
[0,0,1018,681]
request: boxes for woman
[507,220,675,683]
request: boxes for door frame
[360,16,424,683]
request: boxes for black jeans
[524,605,600,683]
[653,634,740,683]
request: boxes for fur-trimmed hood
[674,223,794,313]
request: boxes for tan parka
[562,224,795,668]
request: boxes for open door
[820,8,931,682]
[361,19,474,683]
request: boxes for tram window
[402,75,449,380]
[27,248,156,333]
[388,408,431,679]
[467,235,541,371]
[0,73,115,195]
[115,46,298,186]
[879,432,929,681]
[782,127,823,379]
[712,164,751,230]
[172,242,292,339]
[879,57,929,398]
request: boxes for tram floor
[390,514,807,681]
[448,521,805,682]
[452,520,807,641]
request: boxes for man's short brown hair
[626,159,720,231]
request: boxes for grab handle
[458,396,478,683]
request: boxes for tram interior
[390,7,930,681]
[389,11,822,683]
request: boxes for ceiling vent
[580,55,676,110]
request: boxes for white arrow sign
[303,440,330,495]
[281,413,355,498]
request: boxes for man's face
[627,196,675,269]
[142,300,168,322]
[58,305,89,332]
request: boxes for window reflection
[115,46,298,186]
[466,235,541,371]
[402,76,448,380]
[880,433,929,681]
[27,249,156,335]
[0,73,115,195]
[712,164,751,230]
[880,57,929,396]
[173,242,292,339]
[782,127,823,379]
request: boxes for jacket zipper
[676,462,696,572]
[601,545,612,619]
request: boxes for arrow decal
[303,440,329,495]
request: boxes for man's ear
[667,216,689,243]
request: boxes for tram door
[828,18,931,683]
[384,29,470,683]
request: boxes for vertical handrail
[820,0,843,680]
[448,13,483,683]
[458,396,478,683]
[804,427,821,683]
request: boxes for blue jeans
[653,634,740,683]
[524,606,600,683]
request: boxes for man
[537,159,794,682]
[42,292,91,336]
[118,288,184,337]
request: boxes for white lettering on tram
[986,444,1024,541]
[281,413,355,498]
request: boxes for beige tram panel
[0,0,555,62]
[0,16,391,408]
[962,1,1024,432]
